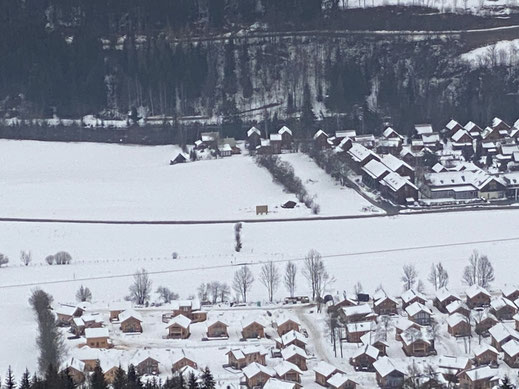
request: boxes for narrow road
[0,203,518,225]
[295,305,332,363]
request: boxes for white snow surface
[461,39,519,67]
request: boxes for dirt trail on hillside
[295,305,332,363]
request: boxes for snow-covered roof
[465,121,481,132]
[270,134,282,141]
[446,119,461,131]
[401,289,426,304]
[463,366,498,382]
[395,318,419,333]
[119,309,143,323]
[491,296,516,312]
[374,295,397,307]
[415,124,434,135]
[55,304,80,317]
[360,331,389,347]
[405,301,432,317]
[435,288,460,303]
[263,378,296,389]
[466,284,491,299]
[201,132,217,142]
[327,373,357,388]
[473,343,499,357]
[383,127,403,139]
[401,327,432,346]
[346,321,375,333]
[446,300,469,315]
[342,303,373,317]
[278,126,292,136]
[432,163,446,174]
[280,330,307,346]
[381,172,417,192]
[361,160,390,180]
[503,285,519,299]
[424,169,503,192]
[438,356,470,371]
[64,357,85,372]
[73,317,85,327]
[274,361,303,376]
[489,323,519,343]
[492,117,508,128]
[221,143,232,152]
[347,143,376,163]
[241,318,266,329]
[451,129,472,143]
[130,350,161,366]
[352,344,379,360]
[313,129,328,140]
[446,313,468,327]
[373,357,405,378]
[313,361,341,377]
[422,132,440,143]
[281,345,307,360]
[165,314,191,329]
[503,339,519,357]
[85,327,109,339]
[178,365,200,378]
[380,154,414,174]
[336,130,356,138]
[276,316,300,328]
[247,127,261,137]
[242,362,275,379]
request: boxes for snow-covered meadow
[1,208,519,377]
[0,140,376,220]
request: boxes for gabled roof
[492,117,509,129]
[462,366,499,382]
[451,129,472,143]
[466,284,491,299]
[247,126,261,137]
[435,288,460,303]
[241,318,266,329]
[415,124,434,135]
[502,339,519,357]
[491,296,516,312]
[270,133,282,141]
[381,172,417,192]
[465,121,482,132]
[165,314,191,329]
[360,331,389,347]
[313,361,341,377]
[242,362,275,379]
[327,373,357,388]
[85,327,109,339]
[438,356,470,371]
[401,289,427,304]
[63,358,85,372]
[446,119,461,131]
[362,159,390,180]
[405,302,432,317]
[119,309,143,323]
[383,127,403,140]
[55,304,82,317]
[347,143,377,164]
[374,295,397,307]
[342,303,373,317]
[280,330,307,346]
[336,129,356,138]
[352,344,379,360]
[446,300,469,315]
[281,345,307,360]
[274,361,303,376]
[394,317,420,332]
[276,317,300,328]
[263,378,296,389]
[373,357,405,378]
[278,126,292,136]
[446,313,468,327]
[313,129,328,140]
[380,154,414,173]
[346,321,375,333]
[473,343,499,357]
[489,323,519,343]
[401,327,432,346]
[503,285,519,299]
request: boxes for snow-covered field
[279,153,381,215]
[1,208,519,379]
[0,140,377,220]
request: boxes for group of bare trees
[401,251,494,293]
[198,281,231,304]
[45,251,72,265]
[129,268,152,305]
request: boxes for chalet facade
[447,314,471,337]
[373,296,397,316]
[405,302,432,326]
[165,314,191,339]
[206,320,228,338]
[281,345,308,371]
[474,344,499,366]
[434,289,460,313]
[119,310,143,333]
[276,318,300,336]
[242,363,275,389]
[466,285,491,309]
[401,328,435,357]
[458,367,499,389]
[350,344,379,371]
[227,347,267,369]
[313,361,343,387]
[85,328,110,349]
[490,296,517,320]
[373,357,405,389]
[241,320,265,339]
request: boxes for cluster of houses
[246,126,294,154]
[325,283,519,388]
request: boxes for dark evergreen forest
[2,0,519,140]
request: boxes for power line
[1,236,518,290]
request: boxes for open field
[0,140,377,220]
[1,208,519,380]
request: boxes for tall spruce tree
[90,364,108,389]
[201,367,215,389]
[5,366,16,389]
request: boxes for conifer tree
[112,366,127,389]
[201,367,215,389]
[187,372,198,389]
[19,369,31,389]
[90,364,108,389]
[5,366,16,389]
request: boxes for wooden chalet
[226,346,267,369]
[502,339,519,368]
[276,330,308,350]
[134,355,160,376]
[438,356,471,383]
[281,345,308,371]
[373,295,397,316]
[405,302,432,326]
[458,367,499,389]
[85,327,110,349]
[400,289,426,309]
[502,285,519,302]
[171,300,207,323]
[313,130,330,150]
[274,361,303,384]
[276,318,301,336]
[447,313,471,337]
[473,344,499,366]
[165,314,191,339]
[373,357,405,389]
[350,344,379,371]
[446,300,471,318]
[313,361,343,387]
[55,304,84,326]
[394,318,421,342]
[247,127,262,150]
[489,323,519,351]
[119,310,143,333]
[340,304,376,324]
[206,319,228,338]
[401,327,435,357]
[466,285,491,309]
[242,362,275,389]
[278,126,293,149]
[241,319,266,339]
[327,373,358,389]
[62,358,86,384]
[434,288,460,313]
[490,296,517,320]
[345,321,375,343]
[172,352,198,372]
[474,311,498,336]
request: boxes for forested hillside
[2,0,519,139]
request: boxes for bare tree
[234,223,243,252]
[54,251,72,265]
[260,261,280,302]
[75,285,92,302]
[303,249,334,301]
[208,281,221,304]
[129,269,152,305]
[219,283,231,302]
[284,261,297,298]
[462,251,495,288]
[428,262,449,290]
[354,282,363,295]
[416,279,425,294]
[401,264,418,291]
[0,253,9,267]
[45,255,54,265]
[197,283,209,302]
[156,286,178,304]
[20,250,32,266]
[232,265,254,302]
